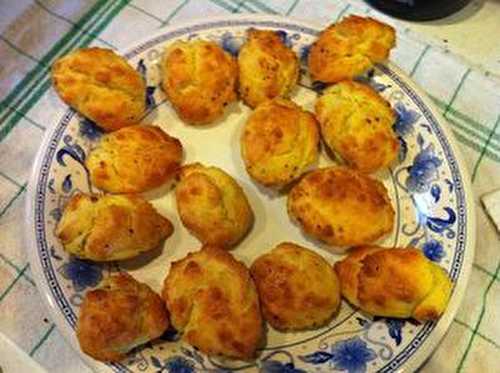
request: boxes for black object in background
[365,0,472,21]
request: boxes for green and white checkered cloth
[0,1,498,372]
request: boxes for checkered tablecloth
[0,1,499,372]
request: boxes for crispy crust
[250,242,340,331]
[287,166,394,247]
[77,273,169,361]
[86,125,183,193]
[315,81,399,173]
[238,29,299,108]
[56,193,173,261]
[175,163,254,249]
[161,40,238,124]
[334,246,452,320]
[241,98,319,187]
[162,246,263,359]
[51,47,146,131]
[308,16,396,83]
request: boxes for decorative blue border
[32,20,468,373]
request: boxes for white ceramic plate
[25,15,475,373]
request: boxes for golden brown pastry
[86,125,183,193]
[162,246,262,359]
[315,81,399,173]
[175,163,253,249]
[251,242,340,331]
[308,16,396,83]
[52,47,146,131]
[334,246,452,320]
[77,272,169,362]
[287,166,394,247]
[238,29,299,108]
[56,193,173,261]
[241,98,319,187]
[161,40,238,124]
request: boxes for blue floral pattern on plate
[26,18,473,373]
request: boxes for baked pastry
[161,40,238,124]
[315,81,399,173]
[77,272,169,361]
[308,16,396,83]
[56,193,173,261]
[251,242,340,331]
[334,246,452,320]
[238,29,299,108]
[86,125,183,193]
[241,98,319,187]
[175,163,253,249]
[52,47,146,131]
[287,166,394,248]
[162,245,262,359]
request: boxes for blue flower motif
[79,118,103,141]
[299,44,311,65]
[262,360,307,373]
[220,32,243,56]
[422,239,445,262]
[329,337,376,373]
[163,356,195,373]
[384,318,405,346]
[59,258,102,292]
[406,144,442,193]
[393,102,420,137]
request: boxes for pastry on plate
[238,29,299,108]
[334,246,452,320]
[56,193,173,261]
[287,166,394,249]
[162,40,238,124]
[77,272,169,361]
[251,242,340,330]
[241,98,319,187]
[175,163,253,249]
[315,80,399,173]
[86,125,183,193]
[162,245,262,359]
[308,16,396,83]
[52,47,146,131]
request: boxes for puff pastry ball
[250,242,340,331]
[308,16,396,83]
[162,40,238,124]
[52,47,146,131]
[335,246,452,320]
[241,98,319,187]
[287,166,394,248]
[315,81,399,173]
[77,272,169,361]
[56,193,173,261]
[238,29,299,108]
[162,245,262,359]
[86,125,183,193]
[175,163,253,249]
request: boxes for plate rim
[24,13,476,373]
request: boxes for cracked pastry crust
[86,125,183,193]
[250,242,340,331]
[175,163,253,249]
[308,16,396,83]
[52,47,146,131]
[315,81,399,173]
[56,193,173,261]
[334,246,452,320]
[161,40,238,124]
[241,98,319,187]
[238,29,299,108]
[162,246,262,359]
[287,166,394,248]
[77,272,169,362]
